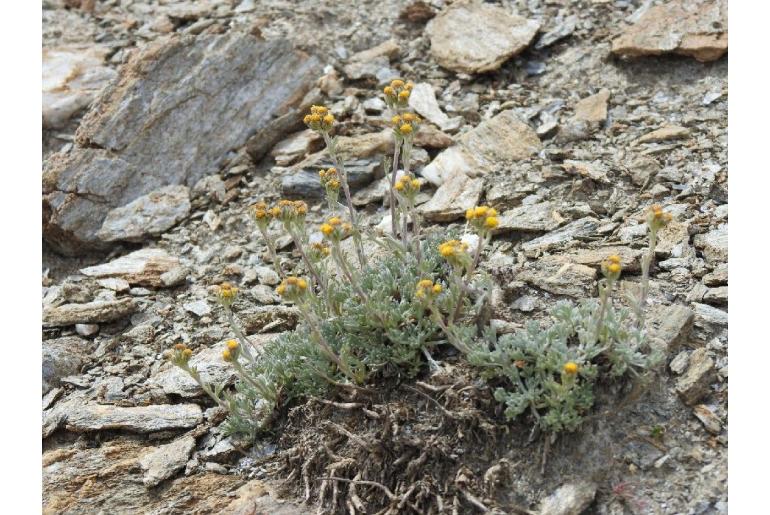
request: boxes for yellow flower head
[319,217,350,241]
[218,282,238,305]
[399,123,413,135]
[274,200,308,224]
[563,362,579,375]
[438,240,471,270]
[182,348,193,359]
[466,205,500,235]
[384,79,413,108]
[391,115,402,126]
[647,204,673,232]
[309,242,331,261]
[310,105,328,115]
[601,255,622,280]
[251,202,270,227]
[226,340,239,351]
[222,349,232,362]
[304,105,334,133]
[276,276,309,301]
[415,279,442,301]
[394,174,420,199]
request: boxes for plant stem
[286,226,324,292]
[298,302,360,384]
[184,366,226,408]
[594,278,615,344]
[636,228,658,329]
[323,133,366,269]
[389,141,402,237]
[257,225,283,278]
[449,234,488,324]
[409,203,423,264]
[224,306,257,364]
[230,359,276,403]
[331,242,366,301]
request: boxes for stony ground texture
[42,0,727,513]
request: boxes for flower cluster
[391,112,421,139]
[465,206,499,234]
[222,339,240,362]
[308,242,331,261]
[563,361,579,375]
[394,173,421,200]
[276,276,309,301]
[438,239,472,270]
[383,79,414,109]
[318,167,340,192]
[251,201,271,228]
[167,342,194,366]
[646,204,672,232]
[320,216,352,242]
[601,254,622,281]
[218,282,239,307]
[303,105,335,133]
[275,200,308,223]
[415,278,442,301]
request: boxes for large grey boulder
[43,33,321,255]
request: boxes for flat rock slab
[421,110,541,185]
[521,217,600,255]
[270,130,323,166]
[611,0,727,63]
[42,46,117,129]
[42,337,89,395]
[573,89,611,124]
[565,246,643,272]
[675,348,716,405]
[80,248,182,288]
[139,435,196,487]
[646,304,695,353]
[637,125,691,144]
[43,33,320,255]
[494,201,564,234]
[518,256,597,298]
[426,1,540,73]
[420,171,484,222]
[96,185,191,243]
[694,224,728,263]
[43,298,138,327]
[408,82,459,131]
[66,403,203,432]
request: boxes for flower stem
[257,225,283,279]
[323,133,366,269]
[224,306,257,364]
